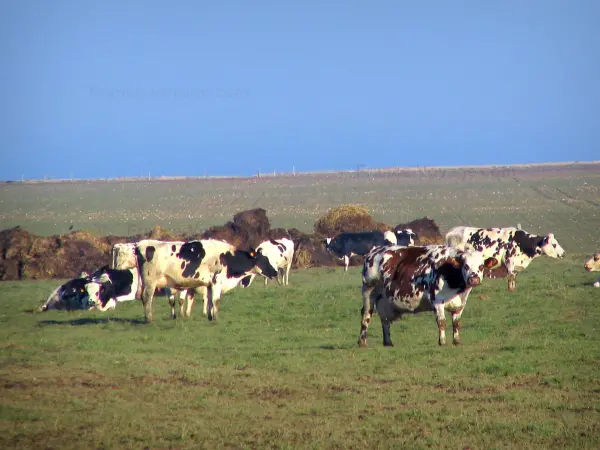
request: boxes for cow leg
[141,281,157,323]
[451,290,471,345]
[264,275,268,286]
[168,295,176,319]
[285,264,291,286]
[98,298,117,312]
[207,284,222,322]
[185,290,195,317]
[165,288,177,319]
[199,286,209,315]
[434,304,447,346]
[344,255,350,272]
[451,312,462,345]
[358,285,376,347]
[507,273,517,292]
[381,317,393,347]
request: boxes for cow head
[84,280,111,310]
[404,228,417,242]
[221,249,278,279]
[458,251,499,288]
[539,233,565,259]
[248,249,278,279]
[584,253,600,272]
[395,229,417,246]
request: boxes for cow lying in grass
[39,266,140,312]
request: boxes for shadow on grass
[38,317,147,326]
[319,344,350,350]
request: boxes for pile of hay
[201,208,270,250]
[0,227,113,280]
[314,204,385,237]
[0,208,446,281]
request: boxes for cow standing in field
[247,238,295,286]
[324,231,398,271]
[359,245,498,347]
[135,239,278,322]
[584,253,600,287]
[112,240,226,319]
[445,226,565,291]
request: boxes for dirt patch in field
[0,208,444,280]
[394,217,444,245]
[198,208,270,250]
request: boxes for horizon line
[5,160,600,184]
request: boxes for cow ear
[248,249,256,258]
[450,257,462,268]
[443,257,461,269]
[547,233,554,239]
[484,257,498,268]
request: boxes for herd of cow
[38,224,600,346]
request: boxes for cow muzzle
[584,264,592,271]
[467,274,481,287]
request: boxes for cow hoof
[453,340,462,346]
[383,342,394,347]
[439,339,446,346]
[358,341,368,348]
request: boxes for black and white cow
[39,265,112,311]
[395,228,418,246]
[111,239,238,319]
[324,231,397,271]
[135,239,278,322]
[359,245,498,347]
[247,238,295,286]
[84,268,140,311]
[445,226,566,291]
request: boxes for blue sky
[1,1,599,180]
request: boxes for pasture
[1,164,600,449]
[1,258,600,449]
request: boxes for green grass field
[1,256,599,449]
[1,166,599,252]
[1,165,600,449]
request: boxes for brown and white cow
[584,253,600,288]
[445,226,565,291]
[135,239,278,322]
[358,245,498,347]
